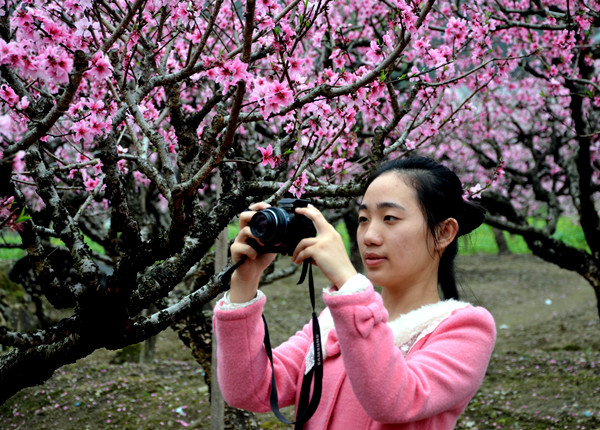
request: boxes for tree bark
[211,219,227,430]
[493,228,510,255]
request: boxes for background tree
[419,0,600,316]
[0,0,598,410]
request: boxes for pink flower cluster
[249,78,294,119]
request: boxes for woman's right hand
[229,202,277,303]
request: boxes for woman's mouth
[364,252,386,266]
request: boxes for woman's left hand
[292,204,358,288]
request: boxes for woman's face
[357,172,438,291]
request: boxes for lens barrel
[250,208,288,245]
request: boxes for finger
[294,204,330,233]
[231,238,259,263]
[235,225,265,248]
[249,202,271,211]
[233,225,260,251]
[239,202,271,227]
[292,237,318,264]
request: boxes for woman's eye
[358,216,368,223]
[384,215,398,222]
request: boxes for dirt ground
[1,254,599,429]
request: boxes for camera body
[248,198,317,256]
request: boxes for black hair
[366,156,486,300]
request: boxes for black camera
[248,198,317,256]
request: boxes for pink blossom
[0,39,10,64]
[288,56,310,81]
[256,81,294,118]
[256,16,275,32]
[331,158,346,173]
[2,41,25,70]
[289,171,308,198]
[258,144,279,168]
[393,0,418,33]
[413,37,431,58]
[173,3,192,25]
[0,196,24,232]
[268,82,293,106]
[188,29,203,44]
[93,160,103,174]
[468,184,483,198]
[13,7,32,27]
[87,99,105,113]
[0,196,15,218]
[42,21,68,42]
[420,122,439,138]
[74,16,100,39]
[574,15,591,31]
[382,33,394,50]
[445,17,469,45]
[117,159,129,174]
[134,171,151,188]
[552,29,576,50]
[88,52,112,80]
[17,96,29,111]
[72,120,95,144]
[83,176,101,192]
[215,58,249,92]
[64,0,92,12]
[13,151,26,173]
[39,46,73,84]
[0,115,11,138]
[365,40,384,64]
[0,84,20,105]
[329,50,346,70]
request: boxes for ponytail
[439,240,459,300]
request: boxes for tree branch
[3,51,88,158]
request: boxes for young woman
[213,156,496,429]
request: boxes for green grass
[0,233,106,260]
[460,224,530,255]
[553,217,590,252]
[0,232,25,260]
[460,216,590,255]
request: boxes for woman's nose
[361,223,383,246]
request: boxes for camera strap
[262,260,323,429]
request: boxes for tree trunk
[581,271,600,321]
[174,306,260,429]
[493,228,510,255]
[212,169,259,429]
[211,223,227,430]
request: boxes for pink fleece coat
[214,277,496,429]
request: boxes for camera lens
[251,211,277,240]
[250,208,288,244]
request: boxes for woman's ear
[435,218,459,251]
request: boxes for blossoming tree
[419,1,600,317]
[0,0,598,406]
